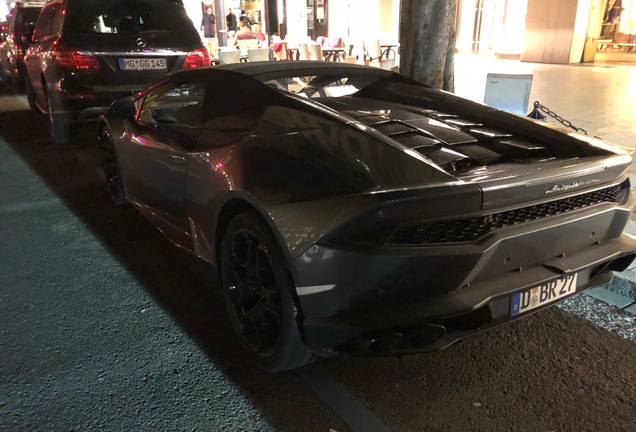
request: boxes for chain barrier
[527,101,588,135]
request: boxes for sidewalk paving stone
[586,287,634,309]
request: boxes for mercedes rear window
[17,8,41,33]
[64,0,196,37]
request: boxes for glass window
[7,13,16,32]
[264,74,382,98]
[64,0,196,37]
[618,1,636,36]
[253,105,328,135]
[203,107,263,131]
[16,8,41,35]
[138,81,206,127]
[33,1,62,40]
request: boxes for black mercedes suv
[0,2,44,93]
[25,0,210,144]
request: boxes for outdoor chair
[237,39,259,57]
[294,43,309,60]
[218,49,241,64]
[307,43,323,61]
[364,39,382,64]
[248,47,271,62]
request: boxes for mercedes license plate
[510,273,577,316]
[119,58,166,71]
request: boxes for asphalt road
[1,89,635,432]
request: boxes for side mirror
[109,96,136,120]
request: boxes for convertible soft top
[214,60,395,77]
[166,61,418,122]
[170,61,400,83]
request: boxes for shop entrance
[602,0,636,42]
[457,0,504,52]
[589,0,636,63]
[456,0,527,56]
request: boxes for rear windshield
[263,73,401,99]
[17,7,41,33]
[64,0,196,37]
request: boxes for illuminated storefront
[588,0,636,62]
[598,0,636,41]
[456,0,635,63]
[247,0,397,43]
[1,2,9,21]
[180,0,633,62]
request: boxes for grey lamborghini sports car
[98,61,636,371]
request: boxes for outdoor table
[287,47,300,60]
[380,44,399,60]
[322,48,346,62]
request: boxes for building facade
[4,0,631,64]
[185,0,634,63]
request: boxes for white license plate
[118,58,166,71]
[510,273,578,316]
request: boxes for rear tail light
[183,47,210,69]
[51,45,100,71]
[320,188,483,248]
[15,47,23,61]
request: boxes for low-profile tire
[220,212,314,372]
[46,91,73,144]
[99,128,127,205]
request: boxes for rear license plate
[510,273,578,316]
[118,58,166,71]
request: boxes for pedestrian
[252,23,267,46]
[201,6,215,38]
[230,16,257,46]
[226,8,237,33]
[240,10,251,27]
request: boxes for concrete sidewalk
[454,54,636,312]
[454,54,636,150]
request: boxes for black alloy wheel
[221,213,313,372]
[99,129,127,205]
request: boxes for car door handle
[170,155,186,165]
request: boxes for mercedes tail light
[51,45,100,70]
[183,47,210,69]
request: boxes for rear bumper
[57,88,141,122]
[291,200,636,354]
[307,242,632,356]
[49,76,145,121]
